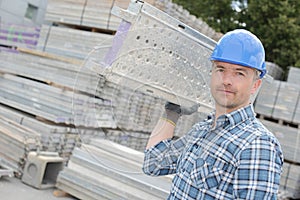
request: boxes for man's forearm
[146,118,175,149]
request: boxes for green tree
[244,0,300,74]
[172,0,300,75]
[172,0,240,33]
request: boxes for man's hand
[163,102,200,125]
[146,102,199,149]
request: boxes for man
[143,29,283,199]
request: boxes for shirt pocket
[190,155,228,189]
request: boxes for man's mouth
[217,89,235,94]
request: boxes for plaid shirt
[143,105,283,199]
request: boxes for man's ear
[251,79,262,95]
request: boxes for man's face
[210,61,262,114]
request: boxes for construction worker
[143,29,283,199]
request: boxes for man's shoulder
[253,118,278,139]
[246,118,283,156]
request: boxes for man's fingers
[165,102,199,115]
[181,103,200,115]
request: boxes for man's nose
[220,71,233,85]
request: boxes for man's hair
[254,70,261,80]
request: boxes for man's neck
[214,103,252,126]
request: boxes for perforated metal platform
[84,0,216,113]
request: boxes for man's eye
[237,72,245,76]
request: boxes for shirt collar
[209,104,256,128]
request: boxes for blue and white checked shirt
[143,105,283,199]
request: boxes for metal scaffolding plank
[56,139,172,199]
[0,73,115,128]
[0,104,106,160]
[37,25,114,59]
[0,51,101,95]
[83,1,216,113]
[0,116,39,174]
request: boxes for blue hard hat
[210,29,266,78]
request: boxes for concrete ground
[0,176,77,200]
